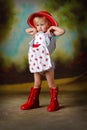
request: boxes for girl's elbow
[62,29,65,34]
[59,29,65,36]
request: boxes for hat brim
[27,11,58,27]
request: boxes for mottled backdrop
[0,0,87,84]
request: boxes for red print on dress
[33,63,35,66]
[43,64,46,67]
[46,53,49,55]
[33,50,35,52]
[39,56,42,59]
[35,58,38,61]
[46,58,48,61]
[30,59,32,62]
[37,66,40,69]
[31,67,34,70]
[36,48,39,51]
[39,37,42,40]
[42,50,44,53]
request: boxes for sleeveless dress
[28,32,56,73]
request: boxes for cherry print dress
[28,32,56,73]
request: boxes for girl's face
[34,17,51,33]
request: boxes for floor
[0,78,87,130]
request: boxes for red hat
[27,11,58,27]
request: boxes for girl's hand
[25,28,37,36]
[47,26,65,36]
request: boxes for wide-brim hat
[27,11,58,27]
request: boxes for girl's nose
[39,26,42,31]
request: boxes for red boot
[47,87,59,112]
[21,87,41,110]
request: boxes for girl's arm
[47,26,65,36]
[25,28,37,36]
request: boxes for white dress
[28,32,56,73]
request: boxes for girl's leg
[45,69,56,88]
[21,72,42,110]
[45,69,59,112]
[34,72,43,88]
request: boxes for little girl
[21,11,65,112]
